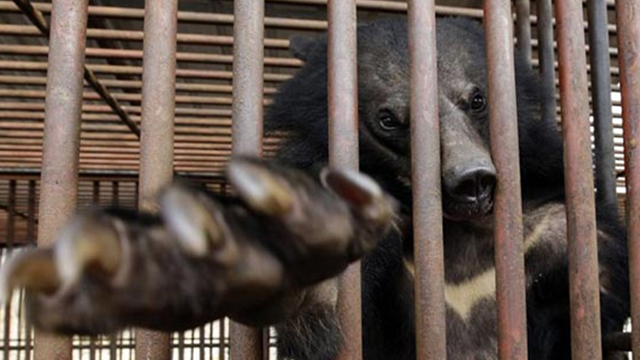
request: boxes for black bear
[0,17,629,360]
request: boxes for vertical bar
[7,180,15,249]
[587,0,616,207]
[178,332,185,360]
[261,328,270,358]
[484,1,528,360]
[198,326,205,360]
[134,181,140,210]
[231,0,264,157]
[3,180,16,360]
[554,1,603,359]
[92,181,100,205]
[536,0,557,123]
[27,180,36,245]
[33,0,89,359]
[112,181,120,207]
[327,1,361,359]
[407,1,446,360]
[514,0,531,64]
[108,182,118,360]
[89,336,96,360]
[219,320,226,360]
[109,333,117,359]
[230,0,265,359]
[616,1,640,359]
[25,182,35,360]
[134,0,178,359]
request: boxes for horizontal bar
[0,102,236,116]
[0,89,276,106]
[0,44,303,68]
[0,60,292,82]
[0,130,283,143]
[0,168,225,181]
[0,24,290,49]
[0,75,278,94]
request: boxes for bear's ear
[289,35,318,61]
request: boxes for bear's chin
[442,196,494,222]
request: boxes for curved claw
[160,186,224,257]
[53,214,122,287]
[227,160,294,216]
[0,249,60,304]
[320,168,396,225]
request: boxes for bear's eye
[470,92,487,112]
[378,111,401,131]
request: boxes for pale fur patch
[444,267,496,320]
[404,211,556,321]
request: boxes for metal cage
[0,0,637,359]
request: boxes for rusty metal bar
[484,1,528,360]
[134,181,139,210]
[0,111,236,126]
[407,1,445,359]
[229,0,265,359]
[616,0,640,358]
[0,24,290,49]
[0,169,225,183]
[536,0,557,124]
[0,60,291,83]
[219,320,226,360]
[0,74,279,95]
[230,0,265,158]
[3,180,16,360]
[92,181,100,205]
[7,180,15,249]
[0,103,237,117]
[112,181,120,207]
[0,44,303,68]
[0,88,240,105]
[32,0,89,358]
[554,1,603,359]
[27,180,35,244]
[134,0,178,359]
[326,0,361,359]
[587,0,616,207]
[514,0,531,63]
[11,0,140,138]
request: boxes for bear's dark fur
[266,18,629,360]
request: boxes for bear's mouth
[441,191,494,221]
[395,175,494,221]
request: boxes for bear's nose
[445,162,496,202]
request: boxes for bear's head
[266,17,565,222]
